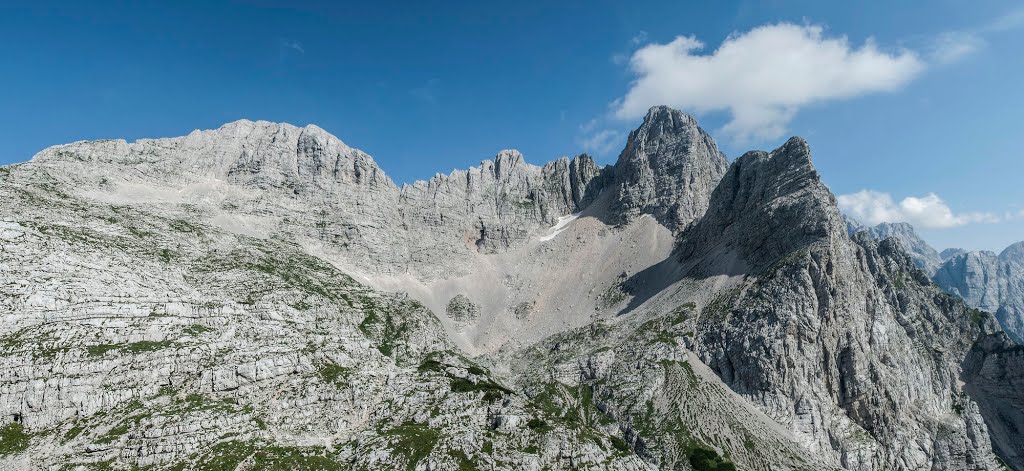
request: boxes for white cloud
[576,119,624,156]
[613,23,925,142]
[577,128,623,157]
[838,190,1000,229]
[986,7,1024,32]
[630,30,649,46]
[928,31,985,64]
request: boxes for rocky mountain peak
[30,118,396,193]
[858,221,943,275]
[941,247,967,260]
[1001,241,1024,262]
[609,105,729,230]
[675,135,841,274]
[935,241,1024,344]
[492,149,525,179]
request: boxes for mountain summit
[1,107,1021,470]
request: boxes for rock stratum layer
[1,106,1021,470]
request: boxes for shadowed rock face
[963,332,1024,470]
[2,106,1021,471]
[610,105,729,230]
[675,136,839,275]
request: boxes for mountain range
[1,106,1022,470]
[848,220,1024,344]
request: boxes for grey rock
[941,247,967,261]
[962,332,1024,470]
[446,294,481,327]
[857,222,943,275]
[609,106,728,230]
[674,136,1003,470]
[935,243,1024,343]
[1,107,1019,471]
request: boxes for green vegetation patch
[86,344,120,356]
[64,423,85,441]
[183,324,214,336]
[688,446,737,471]
[449,377,512,402]
[169,219,203,233]
[317,362,352,386]
[382,422,441,471]
[358,296,432,359]
[0,422,30,456]
[526,417,552,433]
[87,340,174,356]
[448,449,479,471]
[124,340,174,353]
[529,381,609,428]
[95,422,130,444]
[417,352,511,402]
[193,443,346,471]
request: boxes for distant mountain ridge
[848,220,1024,344]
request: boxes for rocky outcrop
[963,332,1024,470]
[28,121,614,280]
[609,106,728,230]
[446,294,481,330]
[942,248,967,261]
[935,243,1024,343]
[847,221,1024,343]
[676,136,838,274]
[398,150,609,255]
[855,222,943,275]
[675,136,1003,470]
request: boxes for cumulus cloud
[838,190,1000,229]
[613,23,925,142]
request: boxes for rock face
[854,222,943,275]
[1,106,1020,470]
[963,332,1024,470]
[446,294,481,329]
[0,166,644,470]
[398,149,609,257]
[674,137,1002,470]
[848,222,1024,344]
[28,121,610,280]
[609,106,729,230]
[935,244,1024,343]
[942,248,968,261]
[676,137,838,274]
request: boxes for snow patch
[539,213,581,242]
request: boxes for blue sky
[1,0,1021,252]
